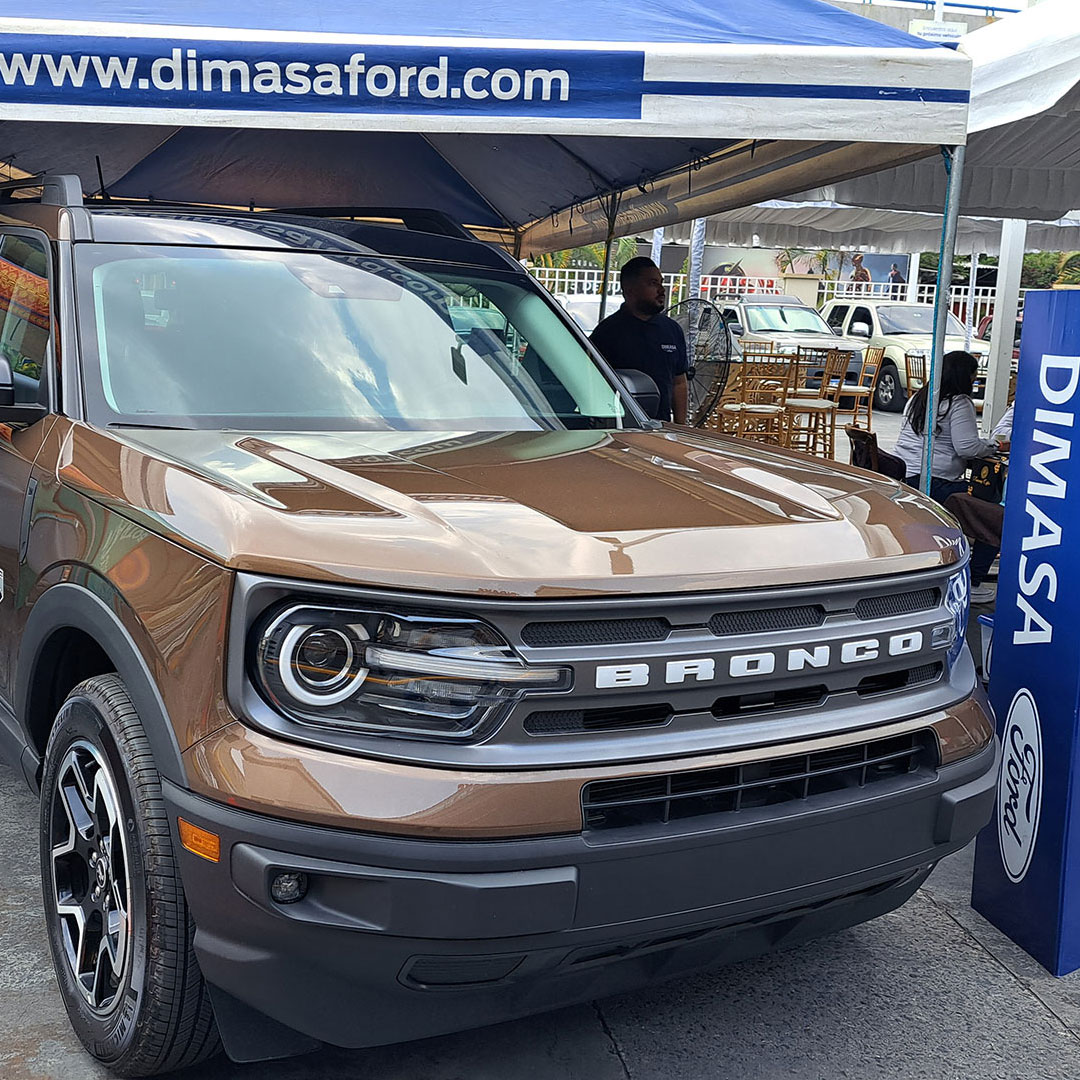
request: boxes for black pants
[970,541,998,586]
[905,476,969,505]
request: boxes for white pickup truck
[819,298,989,413]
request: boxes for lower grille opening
[582,730,936,832]
[524,704,671,736]
[857,662,943,697]
[713,684,827,718]
[403,954,526,988]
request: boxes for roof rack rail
[0,174,84,207]
[264,206,474,240]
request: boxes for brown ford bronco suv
[0,176,997,1076]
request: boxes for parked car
[719,293,866,383]
[0,176,996,1076]
[819,299,990,412]
[977,311,1023,360]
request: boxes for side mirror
[850,321,871,338]
[0,357,12,407]
[728,323,745,338]
[832,326,844,336]
[618,369,661,419]
[0,356,48,424]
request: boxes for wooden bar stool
[905,350,928,394]
[783,349,848,458]
[719,360,791,445]
[835,346,883,431]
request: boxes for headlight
[253,604,571,740]
[941,563,971,669]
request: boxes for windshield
[877,305,965,336]
[74,245,634,431]
[744,304,832,335]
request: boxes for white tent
[776,0,1080,429]
[665,201,1080,257]
[796,0,1080,219]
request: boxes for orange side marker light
[178,818,221,863]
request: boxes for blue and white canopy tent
[0,0,973,487]
[0,0,970,253]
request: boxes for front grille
[521,617,670,647]
[708,605,825,636]
[524,705,671,736]
[582,731,935,832]
[855,587,940,621]
[518,580,943,650]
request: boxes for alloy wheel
[48,739,132,1014]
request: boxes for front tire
[40,675,220,1076]
[874,362,904,413]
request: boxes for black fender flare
[16,581,186,788]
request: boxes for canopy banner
[0,19,970,142]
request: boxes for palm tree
[775,247,809,274]
[1055,251,1080,286]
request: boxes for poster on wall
[704,246,911,291]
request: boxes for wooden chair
[905,351,928,394]
[788,346,831,399]
[783,349,850,458]
[845,425,907,481]
[834,346,883,431]
[739,340,776,355]
[718,360,791,445]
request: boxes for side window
[851,306,874,331]
[0,233,50,403]
[826,305,848,331]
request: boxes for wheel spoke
[47,739,133,1015]
[55,777,93,853]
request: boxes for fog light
[270,871,309,904]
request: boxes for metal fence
[528,266,782,302]
[528,267,1024,331]
[815,279,1022,331]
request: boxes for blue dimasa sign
[971,289,1080,976]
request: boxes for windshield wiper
[109,422,188,430]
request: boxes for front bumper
[167,714,998,1059]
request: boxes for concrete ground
[3,751,1080,1080]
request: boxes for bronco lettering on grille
[594,632,925,689]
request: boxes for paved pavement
[3,753,1080,1080]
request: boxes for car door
[0,229,55,709]
[826,304,849,334]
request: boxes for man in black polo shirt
[590,257,689,424]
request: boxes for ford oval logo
[998,689,1043,884]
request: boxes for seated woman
[942,402,1015,606]
[893,350,1002,504]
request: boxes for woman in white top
[893,350,1001,504]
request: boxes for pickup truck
[820,298,989,412]
[0,176,997,1077]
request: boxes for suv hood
[884,333,988,355]
[56,421,963,597]
[744,332,865,354]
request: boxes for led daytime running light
[364,644,566,685]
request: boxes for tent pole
[982,217,1027,434]
[964,251,979,350]
[597,192,621,323]
[907,252,921,303]
[922,143,965,496]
